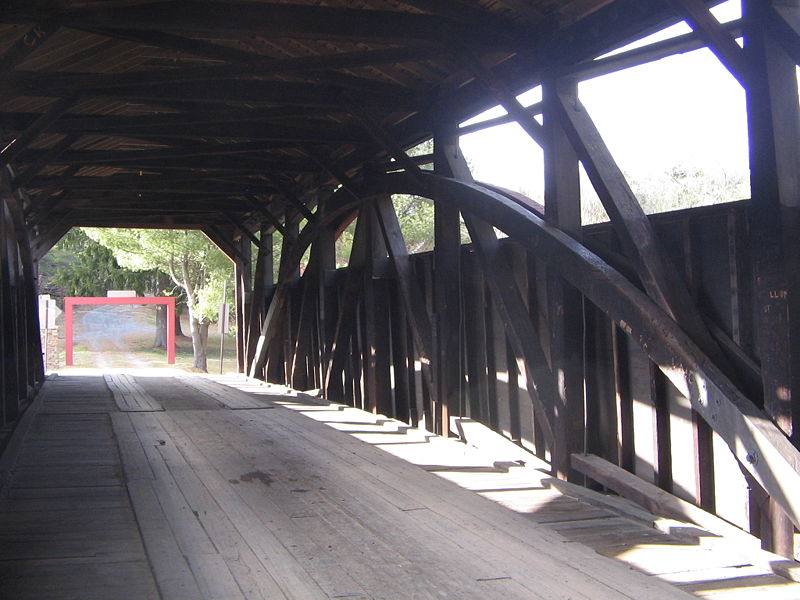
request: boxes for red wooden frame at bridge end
[64,296,176,366]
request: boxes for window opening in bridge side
[456,0,750,226]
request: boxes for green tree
[42,229,158,297]
[84,228,232,371]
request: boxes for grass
[127,331,237,373]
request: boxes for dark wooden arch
[249,171,800,530]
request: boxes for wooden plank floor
[0,376,159,600]
[0,372,798,599]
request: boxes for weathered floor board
[1,372,798,599]
[0,376,159,600]
[105,373,164,412]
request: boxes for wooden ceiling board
[0,0,708,236]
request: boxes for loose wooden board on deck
[178,375,274,410]
[104,374,163,412]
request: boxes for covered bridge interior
[2,0,800,597]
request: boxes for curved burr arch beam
[249,171,800,529]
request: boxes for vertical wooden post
[8,217,28,404]
[281,220,299,384]
[463,250,489,424]
[612,326,635,472]
[433,123,464,437]
[233,236,252,374]
[0,204,6,424]
[324,210,368,400]
[0,202,20,424]
[389,283,411,423]
[246,226,273,374]
[584,306,618,464]
[543,75,585,481]
[362,202,393,416]
[743,0,800,556]
[5,193,43,389]
[290,250,320,390]
[316,227,336,389]
[745,0,800,438]
[682,218,715,512]
[651,363,673,493]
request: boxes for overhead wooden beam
[18,148,318,173]
[0,96,78,169]
[352,111,425,176]
[395,0,713,153]
[303,149,364,202]
[21,142,313,166]
[79,26,265,65]
[455,15,741,138]
[770,1,800,65]
[458,102,543,137]
[13,134,79,188]
[25,191,69,226]
[0,19,61,76]
[666,0,749,86]
[7,46,437,100]
[33,3,520,49]
[456,50,545,146]
[36,80,422,111]
[267,177,317,223]
[31,176,273,197]
[569,18,744,81]
[20,69,412,103]
[393,0,519,30]
[70,217,208,229]
[32,219,72,262]
[0,112,370,144]
[203,226,244,263]
[223,212,262,250]
[246,196,293,240]
[47,191,253,206]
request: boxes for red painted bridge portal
[64,296,176,366]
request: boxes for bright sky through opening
[458,0,750,208]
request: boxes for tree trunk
[152,272,170,347]
[191,317,209,371]
[175,304,186,337]
[153,305,167,347]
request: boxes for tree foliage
[581,165,748,224]
[43,229,158,297]
[83,228,233,371]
